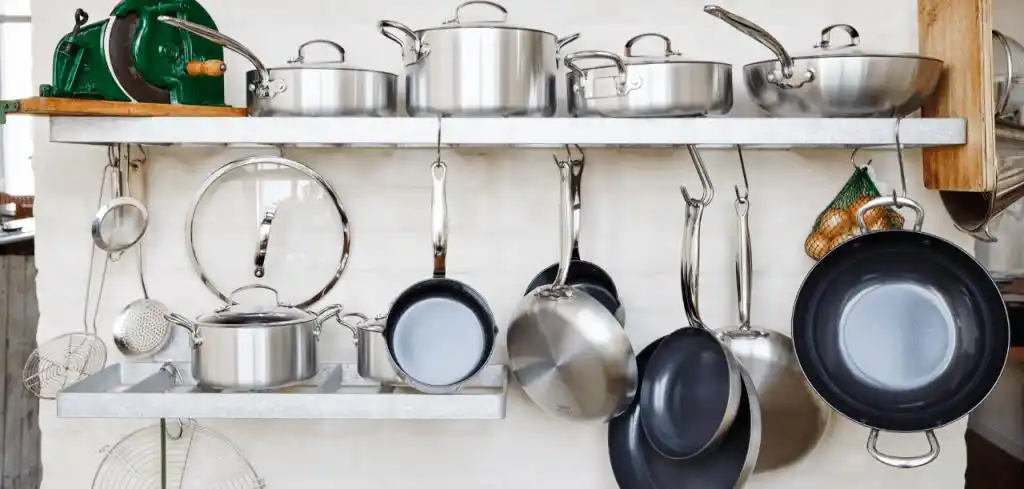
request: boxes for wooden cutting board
[0,97,246,122]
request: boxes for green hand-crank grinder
[40,0,226,106]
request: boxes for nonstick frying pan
[720,151,829,473]
[609,338,761,489]
[640,146,743,460]
[793,195,1010,468]
[384,160,498,394]
[525,147,624,325]
[508,158,637,421]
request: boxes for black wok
[793,196,1009,468]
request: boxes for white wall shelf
[47,117,967,149]
[57,362,508,420]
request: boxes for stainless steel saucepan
[166,285,347,391]
[158,16,397,116]
[704,5,944,117]
[564,33,732,117]
[378,0,580,117]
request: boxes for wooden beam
[920,0,996,191]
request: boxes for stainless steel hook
[892,117,908,206]
[436,116,443,164]
[681,145,715,206]
[733,145,749,202]
[850,147,872,170]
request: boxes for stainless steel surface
[993,30,1024,127]
[975,198,1024,277]
[378,1,579,117]
[565,33,732,117]
[719,151,830,472]
[253,203,277,279]
[506,157,637,420]
[735,369,764,487]
[165,285,345,390]
[704,5,944,117]
[348,314,402,385]
[244,40,398,117]
[941,156,1024,241]
[186,155,350,309]
[58,362,509,419]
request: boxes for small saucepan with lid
[166,284,348,391]
[704,5,944,117]
[157,16,397,116]
[564,33,733,118]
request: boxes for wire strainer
[92,145,150,257]
[92,419,264,489]
[22,332,107,399]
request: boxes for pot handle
[816,24,860,50]
[166,312,203,347]
[220,284,284,311]
[681,146,714,331]
[856,195,925,233]
[702,5,814,89]
[431,160,449,279]
[289,40,346,64]
[563,51,640,96]
[378,20,429,61]
[556,33,581,51]
[253,203,278,279]
[624,33,681,58]
[446,1,508,24]
[867,429,940,469]
[156,16,283,98]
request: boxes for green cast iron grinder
[40,0,226,106]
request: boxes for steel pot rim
[248,67,399,78]
[744,53,943,69]
[572,59,732,72]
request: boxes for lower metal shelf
[57,362,508,420]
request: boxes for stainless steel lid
[619,33,730,66]
[197,285,314,327]
[268,40,397,76]
[416,1,556,37]
[784,24,939,61]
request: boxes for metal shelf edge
[48,117,967,149]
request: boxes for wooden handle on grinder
[186,60,226,77]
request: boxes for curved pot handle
[378,20,429,62]
[220,284,284,311]
[166,313,203,347]
[702,5,814,89]
[446,1,508,24]
[556,33,581,51]
[624,33,681,58]
[856,195,925,233]
[563,51,640,96]
[289,40,346,64]
[253,202,278,279]
[816,24,860,50]
[867,429,940,469]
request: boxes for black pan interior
[386,278,496,387]
[793,231,1009,432]
[525,260,621,316]
[639,327,739,459]
[609,337,755,489]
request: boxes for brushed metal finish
[246,68,398,117]
[720,168,829,473]
[507,159,636,420]
[379,2,578,117]
[190,320,319,391]
[993,30,1024,125]
[705,5,944,118]
[742,56,944,117]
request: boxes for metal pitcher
[940,156,1024,242]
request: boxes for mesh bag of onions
[804,167,905,261]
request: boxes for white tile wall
[32,0,978,487]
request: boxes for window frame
[0,13,32,191]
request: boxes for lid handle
[289,40,347,64]
[445,1,508,25]
[815,24,860,50]
[217,284,286,312]
[624,33,681,58]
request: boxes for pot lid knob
[814,24,861,50]
[288,39,346,65]
[443,0,508,25]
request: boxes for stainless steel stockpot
[564,33,733,117]
[166,285,346,391]
[378,1,580,117]
[158,16,397,117]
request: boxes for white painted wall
[31,0,982,487]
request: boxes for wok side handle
[866,429,940,469]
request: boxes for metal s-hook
[681,145,714,206]
[850,147,872,170]
[892,117,909,207]
[733,145,749,203]
[435,116,443,164]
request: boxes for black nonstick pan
[640,146,742,460]
[385,160,498,394]
[525,149,624,325]
[793,196,1009,468]
[609,338,760,489]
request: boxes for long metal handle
[554,159,573,288]
[448,0,508,24]
[681,197,707,330]
[735,193,751,331]
[569,153,584,260]
[703,5,813,88]
[253,203,278,278]
[563,51,638,96]
[156,16,276,96]
[867,429,940,468]
[431,161,449,279]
